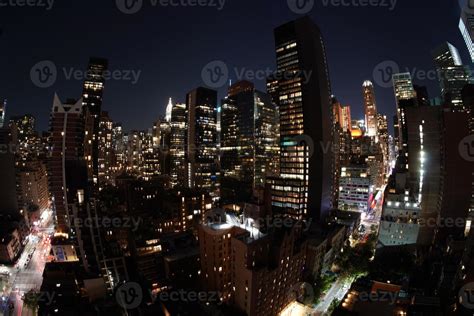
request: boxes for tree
[23,290,40,313]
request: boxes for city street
[0,210,54,316]
[312,278,352,315]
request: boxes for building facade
[269,17,334,221]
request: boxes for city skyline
[0,0,470,133]
[1,2,474,316]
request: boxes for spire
[0,99,6,128]
[165,97,173,122]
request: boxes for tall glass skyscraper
[393,72,417,151]
[268,17,333,221]
[220,80,279,189]
[432,42,472,111]
[186,87,218,192]
[170,102,187,188]
[460,3,474,63]
[362,80,378,137]
[82,58,108,187]
[49,94,86,234]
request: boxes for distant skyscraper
[432,42,472,111]
[141,129,161,180]
[393,72,417,151]
[98,111,116,188]
[268,17,333,221]
[165,97,173,122]
[186,87,218,192]
[333,100,352,133]
[377,114,390,172]
[170,103,187,187]
[82,58,108,186]
[459,5,474,63]
[48,94,87,234]
[158,119,171,176]
[362,80,378,137]
[0,99,5,128]
[9,114,43,160]
[220,81,280,189]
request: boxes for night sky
[0,0,469,133]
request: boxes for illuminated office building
[338,164,372,213]
[8,114,45,160]
[82,58,108,186]
[432,42,472,111]
[48,94,87,235]
[98,111,116,188]
[362,80,378,137]
[333,99,352,133]
[186,87,218,192]
[268,17,333,221]
[141,129,160,180]
[377,114,390,172]
[170,102,187,188]
[220,80,279,189]
[459,5,474,63]
[379,187,421,247]
[392,72,417,151]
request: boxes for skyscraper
[82,58,108,187]
[220,80,279,189]
[98,111,116,188]
[170,103,188,187]
[333,100,352,133]
[432,42,472,111]
[393,72,417,151]
[377,113,390,172]
[165,97,173,122]
[269,17,333,221]
[459,3,474,63]
[362,80,378,137]
[0,99,5,128]
[186,87,218,192]
[48,94,87,234]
